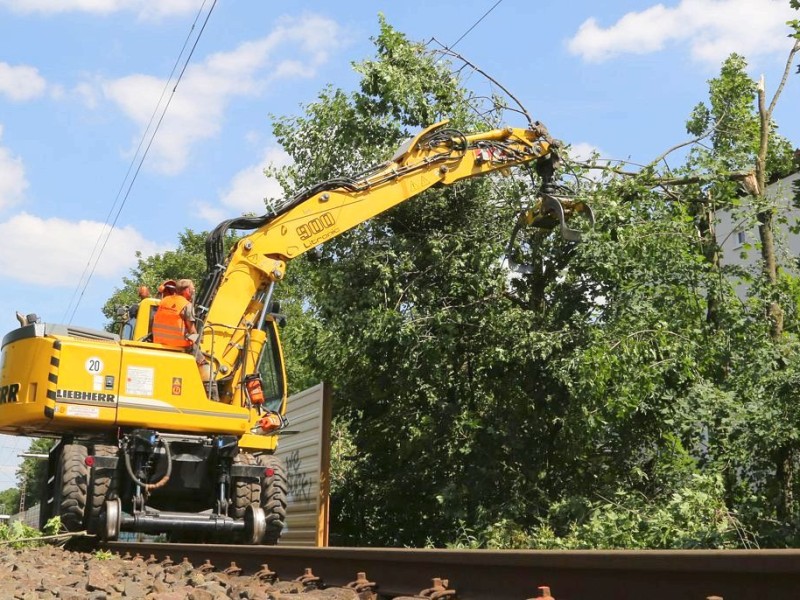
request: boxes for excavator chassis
[42,431,286,545]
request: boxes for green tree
[101,229,208,329]
[684,41,800,530]
[0,487,20,515]
[268,17,560,545]
[265,16,730,547]
[269,17,800,548]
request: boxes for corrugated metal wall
[12,503,39,528]
[275,382,331,546]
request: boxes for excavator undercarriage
[41,433,287,543]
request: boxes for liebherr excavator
[0,120,590,544]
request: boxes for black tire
[231,452,260,520]
[256,454,288,545]
[86,444,118,534]
[54,444,89,532]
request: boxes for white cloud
[0,126,28,210]
[197,146,291,223]
[568,142,604,162]
[0,62,47,101]
[0,213,164,286]
[567,142,612,182]
[74,81,100,109]
[101,14,344,174]
[0,0,198,18]
[568,0,796,65]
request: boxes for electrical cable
[61,1,211,324]
[64,0,218,324]
[448,0,504,51]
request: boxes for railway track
[99,541,800,599]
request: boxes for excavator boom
[197,120,556,380]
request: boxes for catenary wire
[64,0,218,324]
[447,0,504,51]
[71,0,501,323]
[62,0,213,324]
[62,0,211,320]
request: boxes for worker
[152,278,216,399]
[152,278,197,349]
[157,279,177,298]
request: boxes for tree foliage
[101,229,208,329]
[95,10,800,549]
[265,15,800,548]
[0,487,20,515]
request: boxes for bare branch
[767,39,800,120]
[430,38,534,128]
[570,161,753,188]
[646,130,713,168]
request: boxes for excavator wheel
[54,444,89,532]
[256,454,288,545]
[232,452,261,542]
[86,444,119,534]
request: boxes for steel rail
[100,542,800,599]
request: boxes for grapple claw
[527,194,594,242]
[505,193,594,274]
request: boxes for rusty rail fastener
[255,563,277,583]
[198,559,215,573]
[345,571,378,594]
[179,557,194,571]
[160,555,174,567]
[527,585,555,600]
[418,577,457,599]
[223,561,242,576]
[295,567,323,589]
[144,554,159,565]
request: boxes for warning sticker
[126,366,154,396]
[65,405,100,419]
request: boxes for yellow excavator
[0,119,591,544]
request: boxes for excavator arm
[196,120,559,380]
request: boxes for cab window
[257,321,285,412]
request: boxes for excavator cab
[117,298,160,341]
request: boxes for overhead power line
[448,0,504,51]
[63,0,218,324]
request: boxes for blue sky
[0,0,797,492]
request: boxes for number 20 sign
[85,357,104,374]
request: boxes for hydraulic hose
[123,437,173,492]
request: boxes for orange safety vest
[152,295,192,348]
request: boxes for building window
[737,231,747,245]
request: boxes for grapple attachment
[522,193,595,242]
[505,192,594,274]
